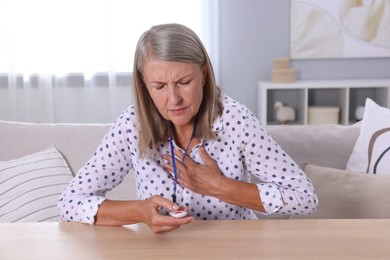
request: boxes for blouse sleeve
[58,108,134,224]
[241,108,318,216]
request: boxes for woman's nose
[168,85,182,104]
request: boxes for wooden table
[1,219,390,259]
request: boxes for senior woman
[58,23,318,234]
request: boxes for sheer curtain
[0,0,219,123]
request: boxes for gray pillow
[267,124,360,170]
[292,164,390,219]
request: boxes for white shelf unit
[258,79,390,126]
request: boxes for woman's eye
[155,84,165,90]
[179,80,191,86]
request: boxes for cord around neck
[169,117,198,203]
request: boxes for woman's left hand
[163,146,224,196]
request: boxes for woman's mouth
[169,107,188,115]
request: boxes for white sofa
[2,120,390,220]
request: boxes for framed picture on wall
[290,0,390,59]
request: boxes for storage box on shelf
[308,106,340,124]
[257,79,390,126]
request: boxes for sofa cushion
[267,123,360,170]
[346,98,390,175]
[0,147,73,222]
[292,164,390,219]
[0,120,137,203]
[0,120,111,174]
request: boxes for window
[0,0,218,123]
[0,0,208,75]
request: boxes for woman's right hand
[139,195,194,234]
[95,195,194,234]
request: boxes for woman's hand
[95,195,194,234]
[139,195,194,234]
[163,146,264,212]
[163,146,225,197]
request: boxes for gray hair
[132,23,222,156]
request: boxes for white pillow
[346,98,390,175]
[0,147,73,222]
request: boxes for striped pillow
[0,147,73,222]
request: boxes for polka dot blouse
[58,95,318,224]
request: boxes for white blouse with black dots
[58,95,318,224]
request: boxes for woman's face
[142,59,206,128]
